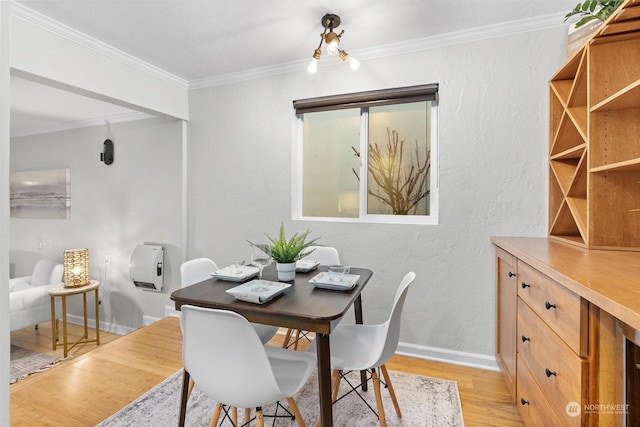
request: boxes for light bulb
[324,31,340,56]
[326,41,339,56]
[307,58,319,74]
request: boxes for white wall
[10,3,189,120]
[187,27,568,366]
[10,117,183,332]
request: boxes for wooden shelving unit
[549,0,640,250]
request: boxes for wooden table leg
[353,295,368,391]
[179,369,190,427]
[316,333,333,427]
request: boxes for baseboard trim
[396,342,499,371]
[109,306,501,372]
[66,313,136,336]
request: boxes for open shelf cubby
[548,0,640,250]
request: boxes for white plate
[211,265,259,282]
[226,280,291,304]
[309,272,360,291]
[296,260,320,272]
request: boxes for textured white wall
[10,118,183,331]
[187,27,568,361]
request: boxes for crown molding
[9,2,569,93]
[190,12,569,90]
[11,111,152,138]
[10,2,188,90]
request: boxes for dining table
[170,263,373,427]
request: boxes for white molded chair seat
[181,305,316,427]
[309,271,416,427]
[283,246,341,350]
[180,257,278,343]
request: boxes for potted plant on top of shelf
[248,223,320,282]
[565,0,624,28]
[564,0,624,58]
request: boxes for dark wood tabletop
[171,265,373,334]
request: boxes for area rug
[10,345,63,384]
[98,369,464,426]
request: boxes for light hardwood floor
[10,317,523,426]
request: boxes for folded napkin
[213,265,258,278]
[232,292,262,304]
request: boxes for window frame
[292,84,439,225]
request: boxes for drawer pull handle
[545,368,557,378]
[545,301,557,310]
[520,398,530,406]
[521,335,530,343]
[521,282,530,289]
[508,272,516,277]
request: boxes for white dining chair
[282,246,341,350]
[309,271,416,427]
[181,305,317,427]
[180,257,278,344]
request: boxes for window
[293,84,438,224]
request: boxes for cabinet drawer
[518,299,587,425]
[517,261,588,356]
[516,355,564,427]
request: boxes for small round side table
[48,280,100,357]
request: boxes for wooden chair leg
[293,329,302,350]
[187,378,195,400]
[209,403,222,427]
[371,369,387,427]
[380,364,401,418]
[245,408,251,425]
[286,397,306,427]
[255,407,265,427]
[231,407,238,425]
[282,328,294,348]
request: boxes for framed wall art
[10,168,71,219]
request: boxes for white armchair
[9,259,63,332]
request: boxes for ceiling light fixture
[307,13,359,74]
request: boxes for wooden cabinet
[548,0,640,250]
[496,248,517,400]
[496,255,590,424]
[493,236,640,426]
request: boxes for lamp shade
[63,248,89,288]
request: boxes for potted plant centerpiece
[248,223,320,282]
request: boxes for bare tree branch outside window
[352,127,430,215]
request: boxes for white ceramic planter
[276,262,296,282]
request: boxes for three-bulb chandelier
[307,13,360,74]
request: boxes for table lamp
[63,248,89,288]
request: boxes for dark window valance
[293,83,438,114]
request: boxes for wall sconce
[63,248,89,288]
[307,13,360,74]
[101,139,114,165]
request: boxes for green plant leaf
[247,222,321,263]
